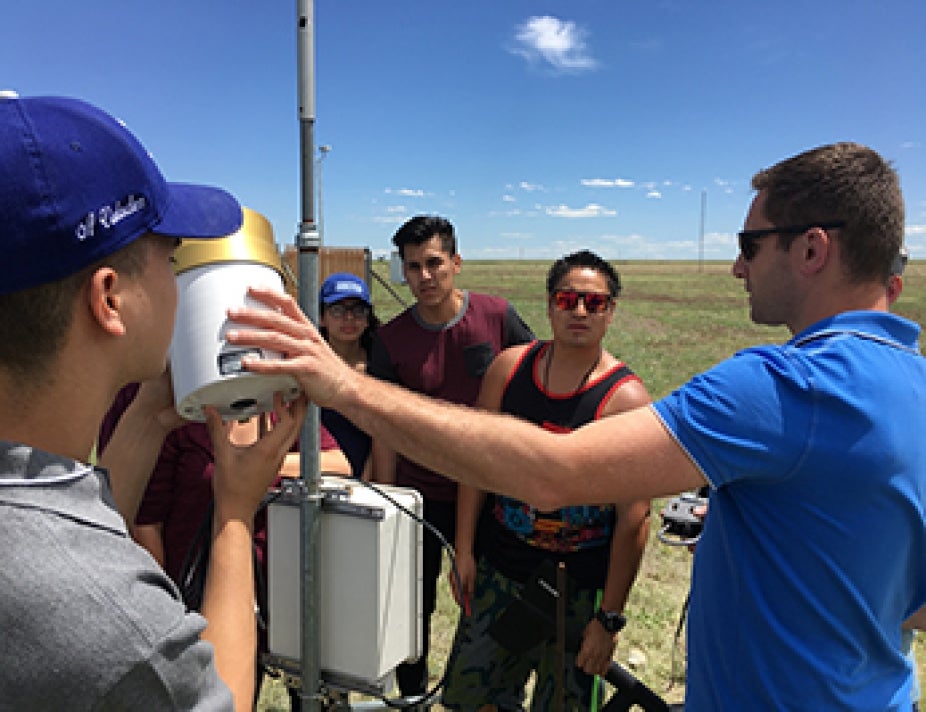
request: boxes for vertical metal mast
[295,1,322,709]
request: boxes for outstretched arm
[225,288,707,510]
[199,394,306,710]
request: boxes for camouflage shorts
[441,557,600,712]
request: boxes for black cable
[352,477,463,710]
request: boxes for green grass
[258,259,926,710]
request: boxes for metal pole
[296,1,323,709]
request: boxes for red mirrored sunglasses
[552,290,612,314]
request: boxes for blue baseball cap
[320,272,371,305]
[0,93,242,295]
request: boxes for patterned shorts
[441,557,601,712]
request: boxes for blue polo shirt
[654,311,926,711]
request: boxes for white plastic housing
[266,478,423,684]
[169,261,300,421]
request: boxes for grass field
[257,258,926,710]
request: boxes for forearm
[199,506,257,711]
[600,503,650,613]
[371,440,396,484]
[360,454,373,482]
[455,485,486,555]
[320,447,351,476]
[98,403,174,524]
[341,377,699,508]
[226,291,705,507]
[132,523,166,569]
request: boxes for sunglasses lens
[554,291,579,310]
[584,294,609,313]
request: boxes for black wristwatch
[594,608,627,634]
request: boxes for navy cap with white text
[0,92,242,295]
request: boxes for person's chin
[415,289,443,304]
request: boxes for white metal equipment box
[266,477,423,686]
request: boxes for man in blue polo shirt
[228,142,926,711]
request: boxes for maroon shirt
[98,384,338,584]
[368,291,533,501]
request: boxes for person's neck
[543,340,603,395]
[329,338,367,367]
[788,280,891,336]
[416,288,465,325]
[0,368,108,463]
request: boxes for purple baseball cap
[0,93,242,295]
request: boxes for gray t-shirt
[0,442,233,711]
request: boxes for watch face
[596,609,626,633]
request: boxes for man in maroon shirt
[368,215,534,700]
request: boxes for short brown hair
[0,235,154,382]
[752,142,904,283]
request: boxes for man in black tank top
[442,250,652,712]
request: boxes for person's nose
[731,253,747,279]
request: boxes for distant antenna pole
[295,0,322,710]
[698,189,706,272]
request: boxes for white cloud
[545,203,617,218]
[714,178,736,194]
[646,191,662,199]
[487,208,529,218]
[581,178,635,188]
[385,188,425,197]
[519,181,545,192]
[385,205,406,213]
[509,16,598,73]
[906,224,926,235]
[502,194,516,202]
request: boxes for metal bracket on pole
[298,224,322,251]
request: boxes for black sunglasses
[737,221,845,261]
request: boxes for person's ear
[87,267,127,336]
[800,227,830,274]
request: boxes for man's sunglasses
[552,290,613,314]
[737,221,845,261]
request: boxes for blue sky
[3,1,925,261]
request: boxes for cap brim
[154,182,243,239]
[324,293,372,305]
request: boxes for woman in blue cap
[318,272,380,479]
